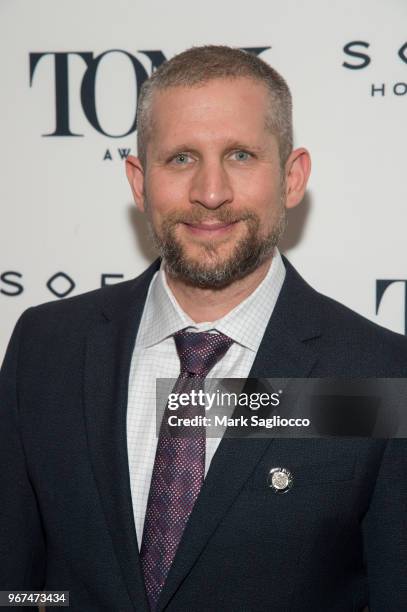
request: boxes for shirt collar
[136,249,286,351]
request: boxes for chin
[183,240,236,259]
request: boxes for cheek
[146,169,189,211]
[233,167,281,205]
[238,183,282,219]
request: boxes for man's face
[141,77,287,288]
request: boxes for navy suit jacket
[1,257,407,611]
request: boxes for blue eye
[233,150,250,161]
[173,153,190,164]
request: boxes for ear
[284,147,311,209]
[125,155,146,212]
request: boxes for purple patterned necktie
[140,329,233,611]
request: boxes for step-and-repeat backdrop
[1,0,407,360]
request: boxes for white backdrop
[1,0,407,361]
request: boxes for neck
[165,256,273,323]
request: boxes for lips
[186,222,236,230]
[182,221,239,236]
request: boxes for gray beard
[146,204,287,289]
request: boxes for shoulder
[320,288,406,342]
[21,278,133,326]
[281,256,407,376]
[17,260,160,341]
[313,287,407,376]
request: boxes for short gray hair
[136,45,293,168]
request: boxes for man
[1,45,406,611]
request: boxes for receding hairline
[148,74,275,124]
[140,76,285,162]
[149,73,272,97]
[136,46,293,167]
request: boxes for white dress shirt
[127,250,286,546]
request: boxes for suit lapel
[83,254,323,611]
[157,256,322,611]
[83,262,159,612]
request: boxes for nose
[189,160,233,209]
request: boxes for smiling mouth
[182,220,240,236]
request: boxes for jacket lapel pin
[268,467,293,493]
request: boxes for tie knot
[173,329,234,376]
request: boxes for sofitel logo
[29,46,270,160]
[342,41,407,97]
[0,271,125,299]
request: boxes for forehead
[148,77,273,148]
